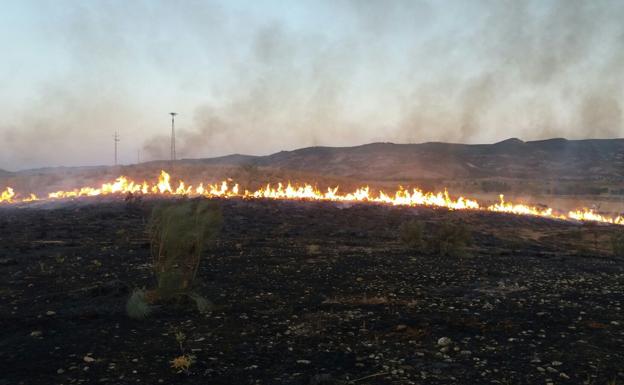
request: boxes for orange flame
[1,170,623,225]
[0,187,15,203]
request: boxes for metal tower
[170,112,177,161]
[114,131,120,166]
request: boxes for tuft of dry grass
[306,244,321,255]
[170,355,194,373]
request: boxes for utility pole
[114,131,120,166]
[170,112,177,162]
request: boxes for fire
[568,209,624,225]
[488,194,563,219]
[1,170,623,225]
[1,187,15,203]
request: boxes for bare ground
[0,197,623,385]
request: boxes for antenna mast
[170,112,177,162]
[114,131,120,166]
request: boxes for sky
[1,0,623,170]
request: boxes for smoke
[146,0,624,161]
[397,0,624,143]
[1,0,623,170]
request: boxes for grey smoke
[0,0,623,170]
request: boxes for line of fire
[1,170,622,225]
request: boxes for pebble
[84,356,96,363]
[437,337,452,347]
[30,330,42,337]
[57,369,65,374]
[296,360,311,364]
[46,310,56,316]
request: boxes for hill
[248,138,624,182]
[2,138,624,207]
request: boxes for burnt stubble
[0,198,622,384]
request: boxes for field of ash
[0,197,623,385]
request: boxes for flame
[488,194,564,219]
[22,193,38,202]
[1,187,15,203]
[1,170,623,225]
[568,209,624,225]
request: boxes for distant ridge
[0,138,624,186]
[218,137,624,181]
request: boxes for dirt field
[1,197,623,385]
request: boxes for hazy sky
[1,0,623,170]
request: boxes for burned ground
[0,198,623,385]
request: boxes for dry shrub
[400,218,471,257]
[611,232,624,257]
[428,221,471,257]
[399,219,424,249]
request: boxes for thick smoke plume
[0,1,623,169]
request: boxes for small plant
[170,354,194,374]
[126,289,152,320]
[170,327,195,374]
[126,199,221,318]
[307,244,321,255]
[428,221,471,257]
[611,231,624,257]
[150,199,221,298]
[399,219,424,249]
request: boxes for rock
[396,324,407,331]
[30,330,42,337]
[83,356,96,363]
[296,360,311,364]
[0,258,16,266]
[57,369,65,374]
[437,337,452,347]
[46,310,56,316]
[551,361,562,366]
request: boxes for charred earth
[0,197,623,384]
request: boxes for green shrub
[126,199,222,318]
[126,289,152,320]
[428,221,471,257]
[399,219,425,249]
[612,232,624,257]
[149,199,222,299]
